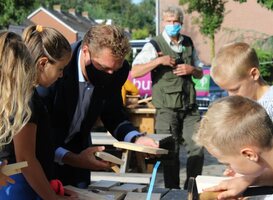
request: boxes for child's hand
[223,166,236,177]
[0,160,15,188]
[203,176,254,200]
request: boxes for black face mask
[85,61,116,87]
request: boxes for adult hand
[157,54,176,67]
[173,64,194,76]
[76,146,111,170]
[0,160,15,188]
[134,136,159,159]
[135,136,159,148]
[203,176,255,200]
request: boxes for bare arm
[13,124,58,200]
[131,55,176,78]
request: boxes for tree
[179,0,225,61]
[236,0,273,9]
[0,0,36,29]
[84,0,155,39]
[235,0,273,83]
[0,0,155,39]
[255,48,273,84]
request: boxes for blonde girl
[0,31,36,188]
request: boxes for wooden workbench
[90,132,172,184]
[126,108,156,133]
[64,184,187,200]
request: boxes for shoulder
[28,89,43,124]
[181,34,193,46]
[71,41,82,52]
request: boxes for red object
[50,179,64,196]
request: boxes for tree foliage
[236,0,273,10]
[84,0,155,38]
[0,0,36,29]
[179,0,225,61]
[255,48,273,84]
[0,0,155,39]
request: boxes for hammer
[187,177,273,200]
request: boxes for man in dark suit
[44,25,158,188]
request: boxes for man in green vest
[131,6,204,189]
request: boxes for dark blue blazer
[44,41,137,187]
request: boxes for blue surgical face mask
[165,24,182,37]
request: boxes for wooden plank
[95,152,124,165]
[196,175,230,193]
[91,132,118,145]
[64,185,105,200]
[152,188,170,197]
[119,150,130,173]
[127,108,156,114]
[161,189,188,200]
[110,183,148,193]
[64,185,125,200]
[91,132,172,144]
[113,142,168,155]
[124,192,161,200]
[111,164,120,174]
[137,96,152,104]
[91,172,151,184]
[1,161,28,176]
[89,180,120,191]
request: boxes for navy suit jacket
[44,41,137,186]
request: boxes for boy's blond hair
[211,42,260,83]
[195,95,273,155]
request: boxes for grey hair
[162,6,184,23]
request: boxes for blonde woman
[0,26,75,199]
[0,31,36,187]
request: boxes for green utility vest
[151,34,196,110]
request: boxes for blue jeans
[0,174,41,200]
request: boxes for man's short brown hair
[82,24,131,59]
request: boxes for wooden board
[91,172,151,184]
[110,183,147,193]
[64,185,125,200]
[137,96,152,104]
[196,175,230,193]
[1,161,28,176]
[95,152,124,165]
[152,188,170,197]
[113,142,168,155]
[91,132,118,145]
[160,189,188,200]
[127,108,156,114]
[89,180,120,191]
[124,192,161,200]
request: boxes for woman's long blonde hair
[0,32,36,146]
